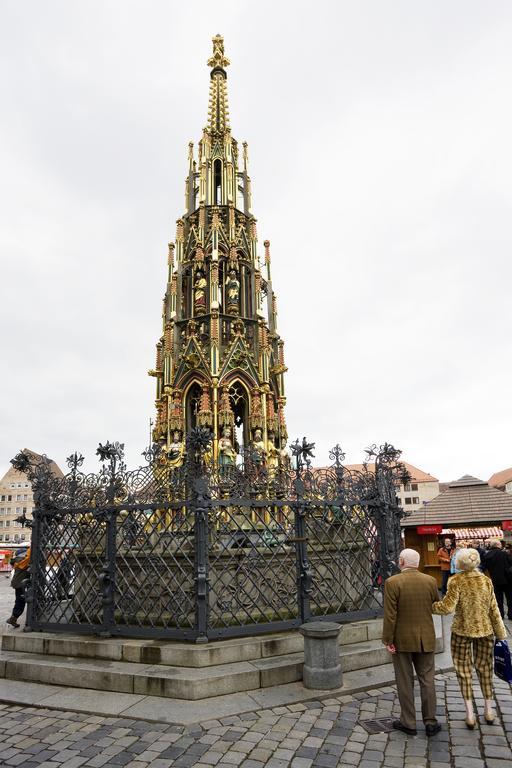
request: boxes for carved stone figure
[166,430,185,468]
[218,427,237,466]
[225,269,240,315]
[267,440,280,474]
[251,428,266,465]
[194,270,207,314]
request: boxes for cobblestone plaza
[1,671,512,768]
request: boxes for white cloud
[1,0,511,483]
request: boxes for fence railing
[12,435,409,641]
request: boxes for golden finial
[207,34,230,69]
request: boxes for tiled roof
[341,461,438,483]
[488,467,512,489]
[402,475,512,527]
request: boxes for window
[23,507,27,514]
[213,159,222,204]
[17,483,21,488]
[16,494,21,501]
[24,483,29,488]
[5,521,10,527]
[21,534,26,541]
[404,483,411,492]
[0,521,4,528]
[23,494,28,501]
[4,534,9,541]
[405,497,412,505]
[1,495,5,501]
[412,497,420,504]
[10,484,15,489]
[16,507,22,514]
[7,495,12,501]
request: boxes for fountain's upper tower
[150,35,288,465]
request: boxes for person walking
[382,548,441,737]
[482,539,512,620]
[432,547,506,728]
[437,538,454,595]
[6,546,31,628]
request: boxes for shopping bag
[494,639,512,683]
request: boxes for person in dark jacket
[6,547,31,628]
[482,539,512,620]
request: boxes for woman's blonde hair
[455,547,480,571]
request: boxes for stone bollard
[300,621,343,690]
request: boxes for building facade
[489,467,512,495]
[394,462,440,512]
[0,451,63,546]
[150,35,288,468]
[343,461,439,512]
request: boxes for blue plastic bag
[494,639,512,683]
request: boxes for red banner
[417,525,443,535]
[502,520,512,531]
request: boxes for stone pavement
[0,671,511,768]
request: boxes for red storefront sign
[502,520,512,531]
[417,525,443,535]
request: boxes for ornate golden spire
[207,34,230,69]
[207,34,230,133]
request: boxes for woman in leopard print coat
[432,547,506,729]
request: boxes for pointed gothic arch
[224,377,251,455]
[183,377,207,435]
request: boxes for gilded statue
[165,430,185,468]
[225,269,240,315]
[194,270,207,314]
[251,428,266,465]
[218,427,237,466]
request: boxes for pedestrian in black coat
[482,539,512,620]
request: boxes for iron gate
[11,433,409,641]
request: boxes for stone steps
[0,638,390,700]
[1,618,384,667]
[0,617,443,700]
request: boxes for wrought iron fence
[11,433,409,641]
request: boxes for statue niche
[225,269,240,315]
[194,269,207,315]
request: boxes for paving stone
[312,754,338,767]
[483,745,512,758]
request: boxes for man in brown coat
[383,548,441,736]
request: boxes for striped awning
[442,526,503,540]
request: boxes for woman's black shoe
[392,720,417,735]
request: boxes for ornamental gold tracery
[151,36,288,468]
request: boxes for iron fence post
[193,477,210,643]
[295,496,311,623]
[99,510,116,636]
[24,508,42,632]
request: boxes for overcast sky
[1,1,511,483]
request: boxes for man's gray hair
[399,548,420,568]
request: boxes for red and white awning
[442,526,503,540]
